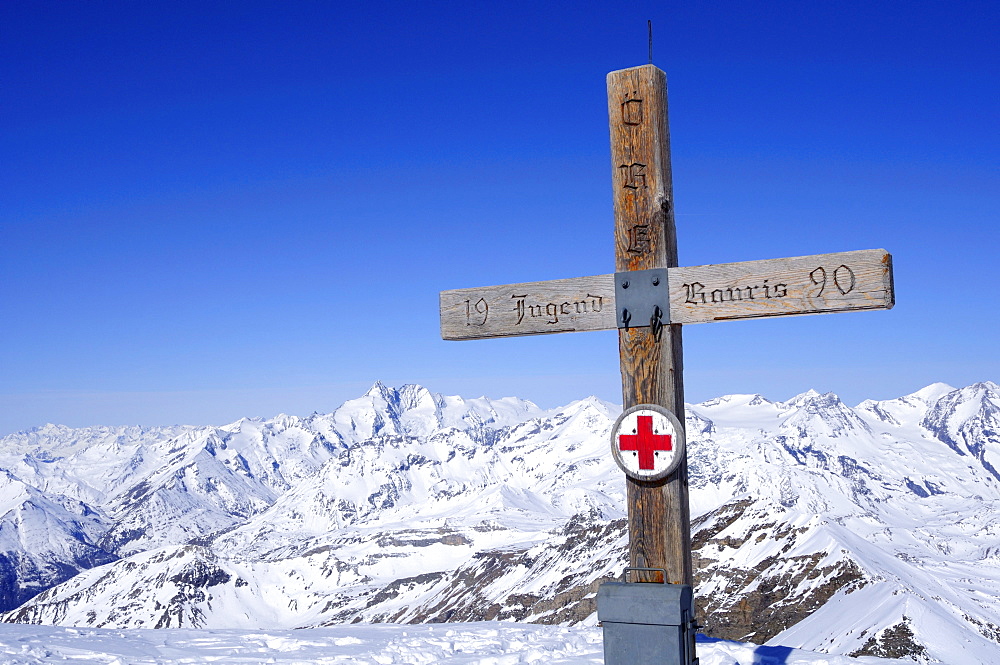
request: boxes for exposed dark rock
[167,559,231,589]
[0,548,116,613]
[849,617,927,660]
[696,555,865,644]
[690,498,755,552]
[98,527,148,554]
[364,572,446,609]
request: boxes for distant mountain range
[1,381,998,664]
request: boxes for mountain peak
[908,382,957,403]
[696,393,773,409]
[364,381,392,398]
[782,388,837,408]
[970,380,1000,395]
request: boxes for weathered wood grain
[439,249,894,340]
[609,64,693,587]
[439,275,616,341]
[670,249,894,324]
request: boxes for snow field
[0,622,912,665]
[3,382,1000,662]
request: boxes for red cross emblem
[618,415,672,470]
[610,404,685,481]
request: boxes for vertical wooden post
[607,65,692,586]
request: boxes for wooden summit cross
[439,65,894,588]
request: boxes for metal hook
[621,307,632,329]
[650,305,664,341]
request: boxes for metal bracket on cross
[614,268,669,330]
[622,567,668,584]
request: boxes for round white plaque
[610,404,685,481]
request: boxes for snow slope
[0,621,912,665]
[1,382,999,663]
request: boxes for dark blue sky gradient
[1,1,997,433]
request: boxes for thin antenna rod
[648,20,653,64]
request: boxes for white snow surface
[0,381,999,664]
[0,621,910,664]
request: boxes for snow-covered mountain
[1,381,999,664]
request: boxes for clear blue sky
[1,1,997,435]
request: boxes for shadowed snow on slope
[919,382,1000,479]
[0,472,115,611]
[1,382,999,663]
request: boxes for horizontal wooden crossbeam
[440,248,893,340]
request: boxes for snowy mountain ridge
[0,381,998,664]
